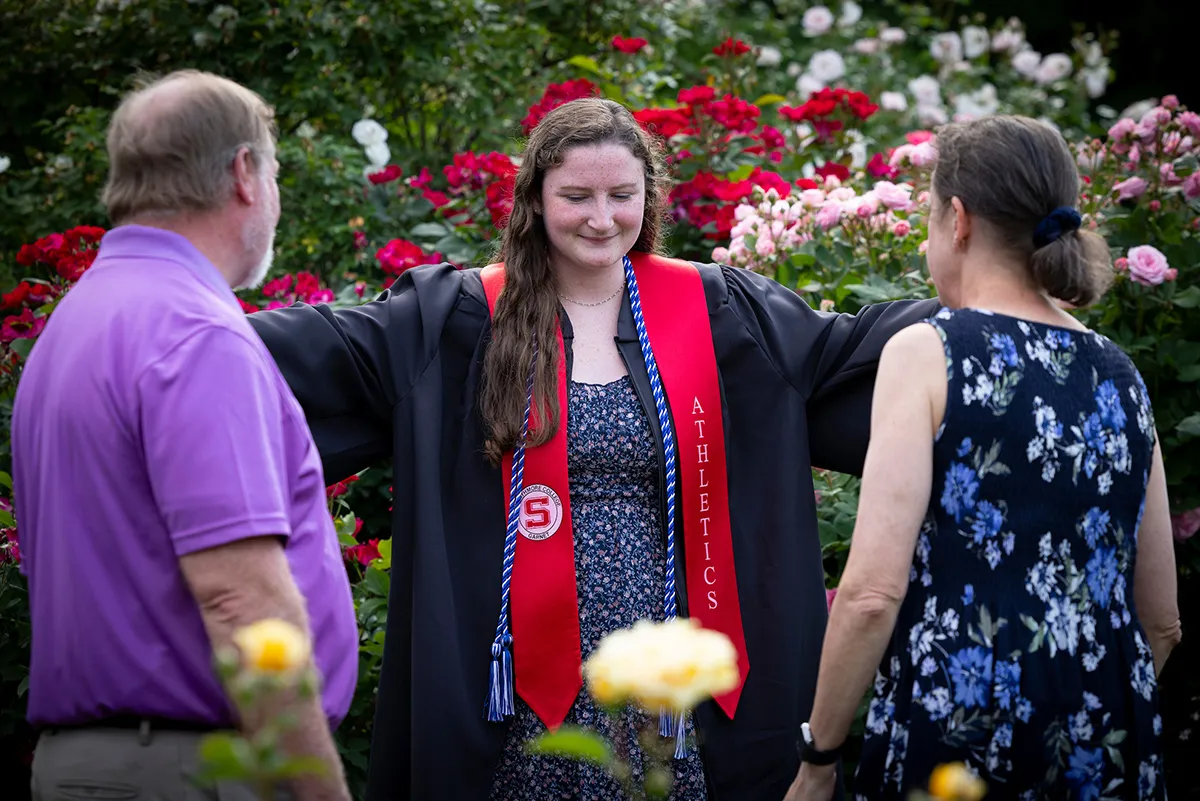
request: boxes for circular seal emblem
[517,484,563,541]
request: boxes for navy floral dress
[490,376,709,800]
[854,308,1166,800]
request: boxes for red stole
[481,252,749,729]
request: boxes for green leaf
[272,756,329,779]
[525,726,613,765]
[0,472,11,490]
[0,510,13,528]
[335,512,358,538]
[566,55,602,75]
[725,163,755,182]
[754,93,787,106]
[9,338,35,360]
[364,566,390,598]
[195,734,256,782]
[1177,365,1200,383]
[845,283,899,303]
[17,676,28,696]
[409,222,449,239]
[1177,414,1200,441]
[376,538,393,569]
[1172,285,1200,309]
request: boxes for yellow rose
[583,618,738,713]
[231,619,311,675]
[928,762,987,801]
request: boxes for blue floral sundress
[853,308,1166,800]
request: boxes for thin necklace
[557,280,625,307]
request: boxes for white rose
[757,45,782,67]
[364,141,390,167]
[992,28,1024,53]
[0,155,9,174]
[786,61,803,77]
[930,32,963,63]
[351,119,388,147]
[295,121,317,140]
[1081,65,1108,99]
[879,27,907,44]
[838,1,862,27]
[802,6,835,37]
[807,50,845,83]
[1035,53,1072,85]
[917,104,949,126]
[954,83,999,120]
[853,38,880,55]
[583,618,739,712]
[907,75,942,107]
[795,73,825,100]
[880,91,908,111]
[962,26,989,59]
[1011,49,1042,78]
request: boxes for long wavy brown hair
[480,98,671,464]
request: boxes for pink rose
[1163,94,1180,110]
[711,246,731,263]
[799,188,827,209]
[1107,117,1136,144]
[755,235,776,257]
[918,240,929,254]
[815,200,843,230]
[910,141,938,167]
[1125,245,1171,286]
[893,220,911,237]
[1149,200,1161,212]
[1160,163,1182,186]
[1114,257,1128,272]
[852,193,881,218]
[1178,111,1200,138]
[873,180,915,210]
[1172,507,1200,543]
[1184,172,1200,200]
[825,588,838,611]
[1112,176,1147,201]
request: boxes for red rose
[612,35,648,54]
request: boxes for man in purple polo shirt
[12,70,356,801]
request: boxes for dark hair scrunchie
[1032,206,1082,249]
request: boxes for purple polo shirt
[12,225,358,729]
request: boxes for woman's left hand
[782,763,838,801]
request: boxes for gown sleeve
[716,264,942,476]
[245,262,465,483]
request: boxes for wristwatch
[799,721,843,766]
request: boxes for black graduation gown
[246,260,942,801]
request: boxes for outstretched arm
[784,322,945,801]
[246,263,463,482]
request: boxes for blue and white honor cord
[624,256,687,759]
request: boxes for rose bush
[1,1,1197,798]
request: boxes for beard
[236,213,276,291]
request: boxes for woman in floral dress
[785,115,1182,800]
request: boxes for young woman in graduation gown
[246,97,941,801]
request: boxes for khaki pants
[31,724,293,801]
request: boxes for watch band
[799,722,843,766]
